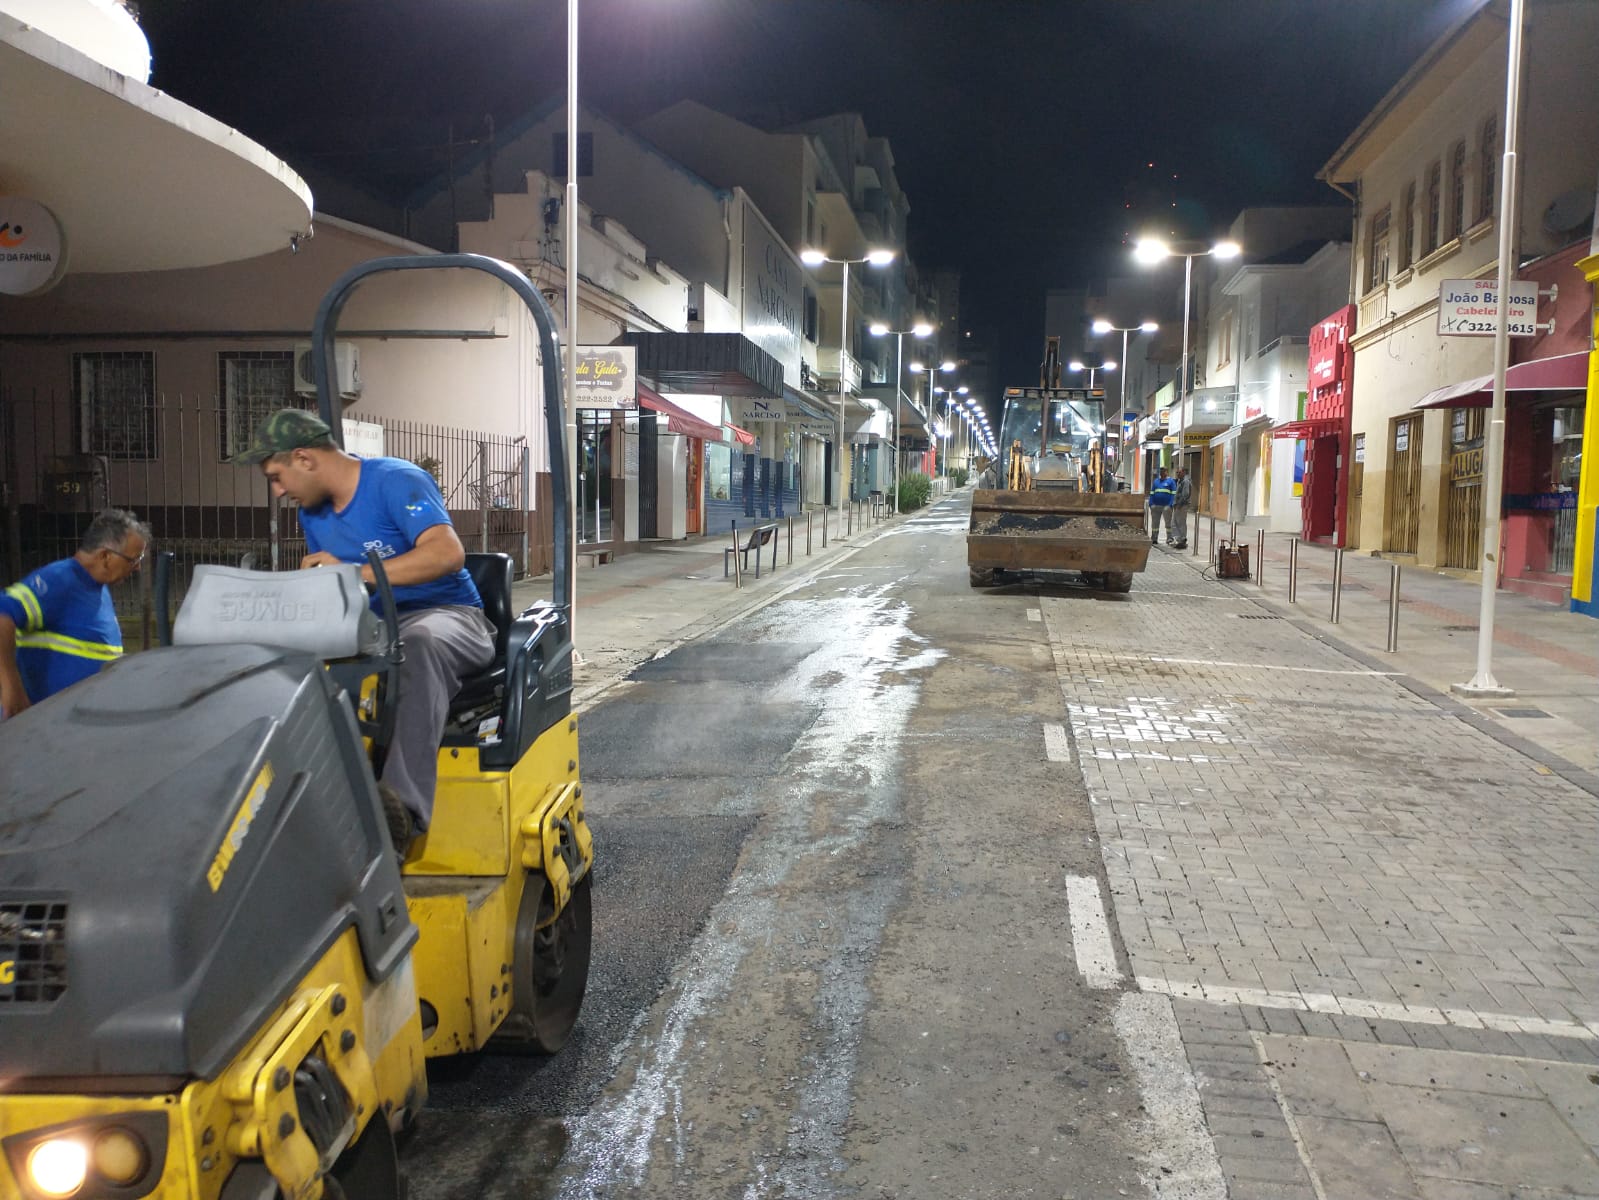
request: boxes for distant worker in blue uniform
[0,508,149,719]
[1149,467,1176,547]
[232,408,494,850]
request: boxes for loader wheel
[1105,573,1134,594]
[968,567,998,588]
[494,874,593,1054]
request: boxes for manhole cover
[1494,707,1551,719]
[1236,614,1282,620]
[1442,624,1479,632]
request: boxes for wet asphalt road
[404,494,1152,1200]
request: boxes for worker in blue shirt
[1149,467,1176,546]
[0,508,149,719]
[232,409,494,850]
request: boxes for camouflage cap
[230,408,334,464]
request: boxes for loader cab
[998,386,1109,491]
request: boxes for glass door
[578,411,613,544]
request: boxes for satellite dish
[1542,187,1595,239]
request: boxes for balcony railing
[816,347,862,395]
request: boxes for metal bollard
[1230,522,1238,550]
[1387,562,1402,652]
[807,510,814,555]
[787,515,795,565]
[822,507,829,548]
[1208,515,1217,565]
[1256,529,1265,587]
[1192,515,1200,557]
[731,527,743,589]
[1288,537,1299,604]
[1330,547,1345,624]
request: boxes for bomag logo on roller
[208,764,275,892]
[0,960,14,987]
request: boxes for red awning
[638,384,721,441]
[1411,351,1590,410]
[1272,418,1342,440]
[728,424,755,446]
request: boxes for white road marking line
[1134,976,1597,1041]
[1026,608,1042,622]
[1064,874,1123,989]
[1100,652,1401,677]
[1043,722,1071,763]
[1111,993,1228,1200]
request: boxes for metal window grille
[218,351,297,460]
[73,351,157,460]
[0,902,69,1004]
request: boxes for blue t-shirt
[300,457,482,613]
[1,557,122,710]
[1150,477,1176,507]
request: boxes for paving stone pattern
[1043,553,1599,1040]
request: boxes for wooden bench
[724,522,779,579]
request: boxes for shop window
[219,351,297,460]
[1397,182,1416,272]
[1446,140,1466,243]
[1423,161,1442,256]
[1365,205,1391,292]
[74,351,157,460]
[706,441,732,502]
[1477,116,1498,225]
[804,291,819,342]
[551,132,594,178]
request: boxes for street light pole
[872,322,932,513]
[1456,0,1527,699]
[1091,320,1158,486]
[802,247,895,528]
[564,0,579,635]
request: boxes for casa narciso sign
[0,197,67,296]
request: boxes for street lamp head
[912,322,933,338]
[1211,240,1242,260]
[907,361,925,373]
[1091,319,1113,335]
[1139,320,1160,333]
[1102,361,1118,372]
[799,248,827,266]
[869,322,889,336]
[956,385,969,395]
[1133,237,1171,264]
[865,249,896,266]
[939,360,956,372]
[1068,360,1086,372]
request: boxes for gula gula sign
[0,197,68,296]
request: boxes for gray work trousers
[1150,505,1173,543]
[385,605,496,828]
[1170,504,1190,545]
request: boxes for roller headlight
[25,1139,87,1198]
[90,1128,149,1187]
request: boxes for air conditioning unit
[293,343,362,399]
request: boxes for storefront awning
[1207,414,1271,449]
[728,424,755,446]
[638,384,720,441]
[621,332,783,398]
[1412,351,1589,410]
[1271,418,1343,441]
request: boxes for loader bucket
[967,488,1152,575]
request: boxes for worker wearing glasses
[0,508,148,719]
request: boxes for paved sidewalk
[511,504,907,708]
[1175,525,1599,775]
[1044,549,1599,1200]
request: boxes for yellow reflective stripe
[16,631,123,661]
[3,584,43,632]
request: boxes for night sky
[137,0,1472,400]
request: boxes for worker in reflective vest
[0,509,148,719]
[1149,468,1176,546]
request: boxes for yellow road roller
[0,255,593,1200]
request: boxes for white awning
[1,14,313,276]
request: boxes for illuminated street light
[1135,238,1244,469]
[870,320,934,510]
[801,247,897,522]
